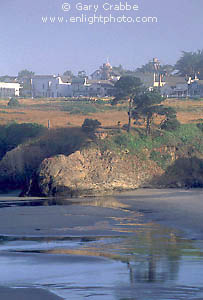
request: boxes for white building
[0,82,21,98]
[31,75,72,98]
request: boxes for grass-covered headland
[0,95,202,192]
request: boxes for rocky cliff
[22,148,163,197]
[1,138,202,197]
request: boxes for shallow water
[0,192,203,299]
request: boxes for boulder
[23,148,163,197]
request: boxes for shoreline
[0,188,202,239]
[117,188,203,240]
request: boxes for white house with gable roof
[31,75,73,98]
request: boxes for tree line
[11,49,203,81]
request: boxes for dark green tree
[112,65,125,76]
[175,50,203,78]
[137,61,174,76]
[18,69,35,79]
[133,90,163,135]
[159,107,180,131]
[132,90,178,135]
[63,70,74,78]
[113,76,143,132]
[18,70,35,96]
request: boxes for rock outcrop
[0,143,47,191]
[22,148,163,197]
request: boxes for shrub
[197,123,203,132]
[113,133,131,147]
[82,118,101,133]
[160,118,180,131]
[7,98,20,107]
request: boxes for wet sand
[0,188,203,300]
[117,189,203,240]
[0,287,63,300]
[0,189,202,239]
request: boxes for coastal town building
[188,76,203,98]
[91,62,120,81]
[29,63,118,98]
[24,72,191,99]
[161,76,189,98]
[28,72,203,99]
[31,75,72,98]
[0,82,21,98]
[71,78,115,97]
[71,77,88,97]
[134,71,166,90]
[86,80,115,97]
[3,59,203,99]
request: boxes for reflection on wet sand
[6,222,202,286]
[1,191,203,299]
[0,196,130,210]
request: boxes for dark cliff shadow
[0,127,91,193]
[150,156,203,188]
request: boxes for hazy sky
[0,0,203,75]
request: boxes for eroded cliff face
[23,148,163,197]
[1,142,202,196]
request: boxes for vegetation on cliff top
[0,84,202,191]
[0,122,46,160]
[102,123,202,148]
